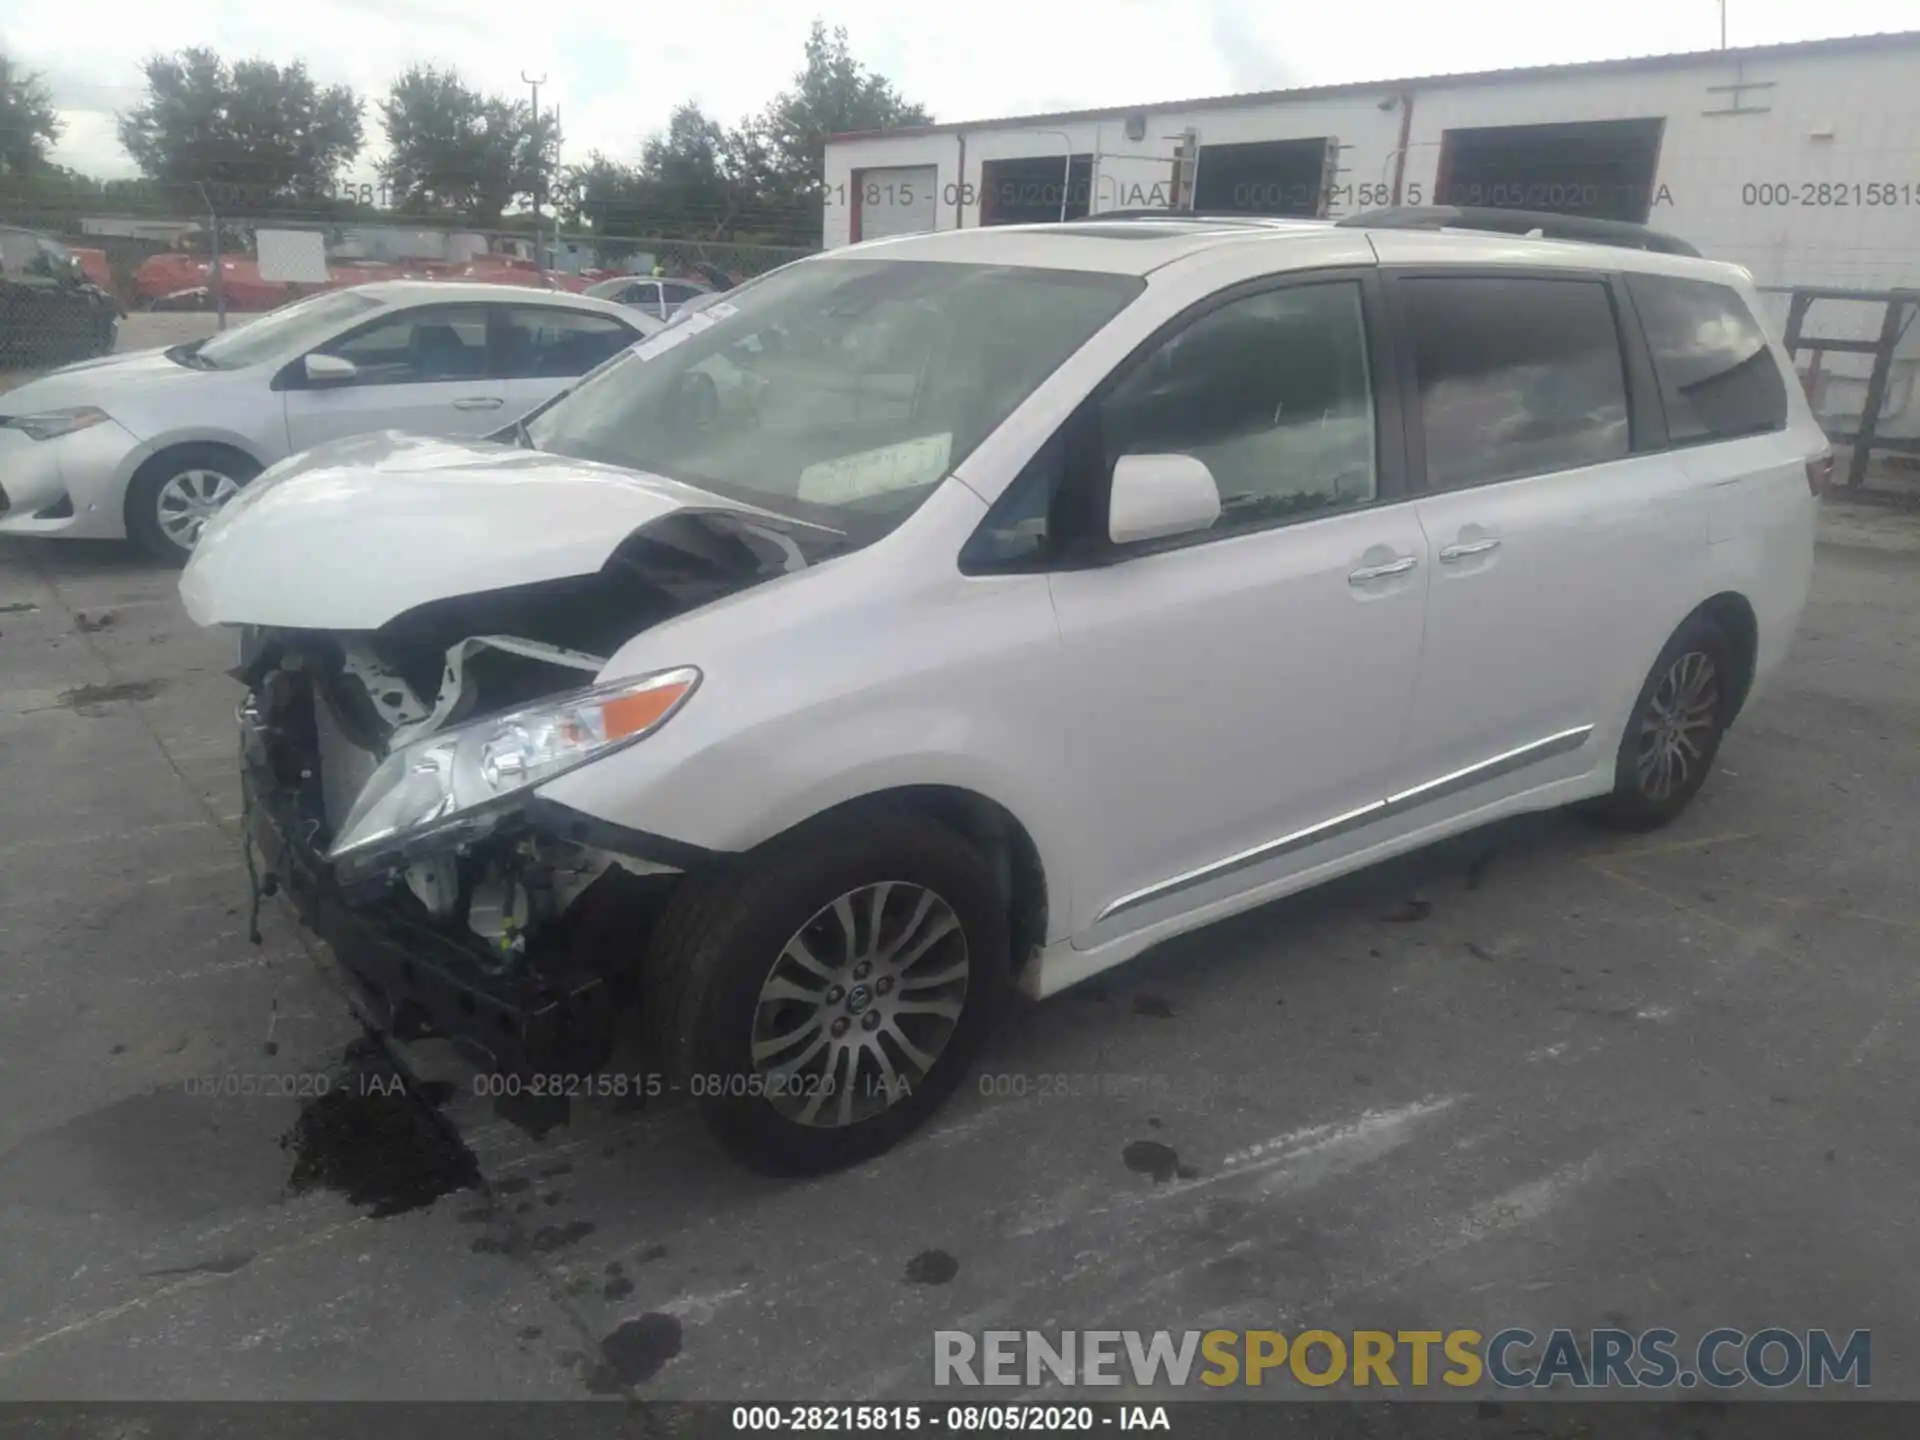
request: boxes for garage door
[854,167,938,241]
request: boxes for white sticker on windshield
[633,325,699,361]
[797,434,954,505]
[681,310,718,334]
[706,302,739,320]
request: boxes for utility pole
[1719,0,1728,48]
[194,182,227,331]
[522,71,548,273]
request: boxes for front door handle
[1439,537,1502,562]
[452,396,505,411]
[1348,555,1419,584]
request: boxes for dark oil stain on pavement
[586,1313,684,1392]
[1132,994,1175,1018]
[280,1037,480,1218]
[1123,1139,1199,1183]
[74,610,116,633]
[58,678,166,712]
[904,1249,959,1285]
[471,1219,596,1257]
[604,1275,635,1300]
[1382,898,1434,923]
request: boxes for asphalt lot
[0,502,1917,1406]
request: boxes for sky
[6,0,1920,184]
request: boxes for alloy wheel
[1635,650,1720,801]
[155,468,242,551]
[750,882,970,1129]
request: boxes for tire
[643,808,1008,1176]
[1586,615,1736,832]
[126,445,261,564]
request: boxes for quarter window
[1099,281,1378,535]
[1402,277,1630,490]
[1625,274,1789,443]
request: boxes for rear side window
[497,307,636,379]
[1625,274,1788,443]
[1401,276,1630,490]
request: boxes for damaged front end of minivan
[191,435,846,1091]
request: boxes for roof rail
[1333,205,1702,258]
[1071,210,1317,226]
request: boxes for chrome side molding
[1092,724,1594,926]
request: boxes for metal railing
[1763,285,1920,487]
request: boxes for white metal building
[822,32,1920,293]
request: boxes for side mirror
[303,353,359,385]
[1108,453,1221,545]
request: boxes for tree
[562,26,930,250]
[0,54,64,174]
[752,22,930,211]
[117,49,363,209]
[379,66,559,226]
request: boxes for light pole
[523,71,548,273]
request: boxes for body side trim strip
[1091,723,1594,926]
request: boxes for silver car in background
[0,281,659,561]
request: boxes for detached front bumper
[241,760,621,1079]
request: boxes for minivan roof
[831,218,1749,286]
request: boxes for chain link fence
[0,211,815,379]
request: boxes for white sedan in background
[0,281,661,560]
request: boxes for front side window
[497,307,637,379]
[1626,273,1788,443]
[196,289,383,370]
[1099,281,1377,532]
[1402,276,1630,490]
[524,258,1142,541]
[319,304,490,384]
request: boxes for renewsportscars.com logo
[934,1328,1871,1391]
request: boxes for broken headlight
[327,666,700,869]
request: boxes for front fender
[533,559,1079,940]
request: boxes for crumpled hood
[180,431,821,631]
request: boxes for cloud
[7,0,1918,183]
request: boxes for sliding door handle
[1348,555,1419,584]
[1439,537,1502,562]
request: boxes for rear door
[1381,260,1708,820]
[283,302,504,451]
[493,305,644,418]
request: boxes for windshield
[195,289,384,369]
[525,258,1142,536]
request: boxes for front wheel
[126,445,261,563]
[643,809,1007,1175]
[1586,615,1736,831]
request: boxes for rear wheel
[126,445,261,563]
[1586,615,1735,831]
[643,809,1007,1175]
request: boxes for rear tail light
[1806,451,1834,497]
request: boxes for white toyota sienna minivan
[180,208,1827,1174]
